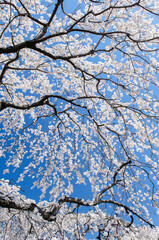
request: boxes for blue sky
[0,0,159,232]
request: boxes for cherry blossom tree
[0,0,159,239]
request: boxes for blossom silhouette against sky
[0,0,159,239]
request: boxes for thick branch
[0,196,36,211]
[0,94,110,112]
[0,95,85,112]
[0,40,36,54]
[0,196,58,221]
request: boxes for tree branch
[0,196,58,222]
[59,196,155,228]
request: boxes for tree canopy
[0,0,159,239]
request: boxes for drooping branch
[59,196,154,228]
[0,51,19,84]
[0,192,153,227]
[95,160,132,202]
[0,0,159,237]
[113,160,132,182]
